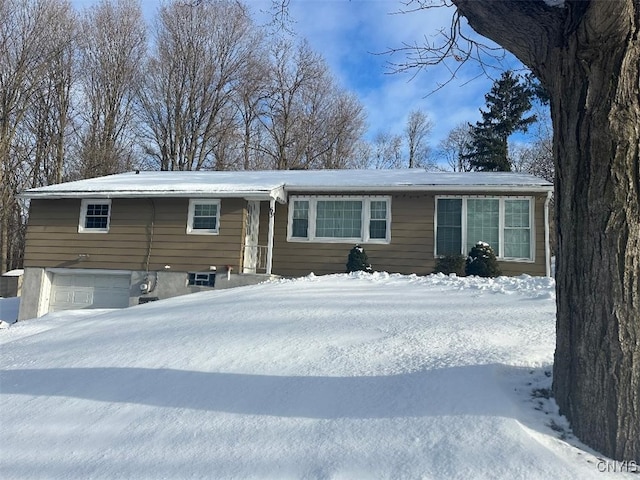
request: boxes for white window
[187,199,220,235]
[288,196,391,243]
[78,199,111,233]
[435,196,534,261]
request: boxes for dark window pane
[436,199,462,255]
[292,218,308,237]
[188,273,215,287]
[369,219,387,239]
[192,203,218,231]
[84,203,110,230]
[193,217,217,229]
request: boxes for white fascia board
[20,182,553,200]
[284,184,554,194]
[20,190,280,201]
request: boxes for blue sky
[73,0,530,152]
[267,0,524,147]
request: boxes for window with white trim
[187,272,216,287]
[187,199,220,235]
[78,199,111,233]
[435,196,534,261]
[288,196,391,243]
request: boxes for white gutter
[285,184,554,194]
[18,191,278,200]
[270,185,287,204]
[20,183,553,200]
[266,198,276,276]
[544,190,553,277]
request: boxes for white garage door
[49,273,131,312]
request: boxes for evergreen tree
[346,245,373,273]
[465,71,537,172]
[465,241,501,277]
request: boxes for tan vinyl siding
[272,193,436,277]
[24,198,245,271]
[24,190,549,278]
[271,192,548,277]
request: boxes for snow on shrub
[465,241,501,277]
[346,244,373,273]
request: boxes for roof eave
[19,190,284,201]
[18,183,553,200]
[286,184,554,194]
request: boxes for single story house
[17,169,553,320]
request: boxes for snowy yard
[0,273,633,479]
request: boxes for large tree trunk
[455,0,640,461]
[550,5,640,461]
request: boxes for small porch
[240,191,284,276]
[241,244,269,274]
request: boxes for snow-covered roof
[1,269,24,277]
[20,169,553,201]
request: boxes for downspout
[266,198,275,276]
[142,198,157,294]
[544,190,552,277]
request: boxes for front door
[243,201,260,273]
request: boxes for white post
[266,198,275,276]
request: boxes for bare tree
[437,123,473,172]
[369,131,403,169]
[349,139,374,169]
[405,109,433,168]
[510,135,553,182]
[24,0,76,187]
[139,0,258,171]
[310,91,366,169]
[74,0,146,178]
[0,0,75,273]
[233,45,271,170]
[258,39,325,170]
[256,38,365,170]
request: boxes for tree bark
[454,0,640,461]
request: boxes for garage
[49,273,131,312]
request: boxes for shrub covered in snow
[465,241,501,277]
[433,254,467,276]
[346,244,373,273]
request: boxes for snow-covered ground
[0,273,633,479]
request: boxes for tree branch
[452,0,567,77]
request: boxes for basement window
[187,272,216,287]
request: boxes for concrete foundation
[18,267,278,321]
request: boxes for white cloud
[273,0,523,148]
